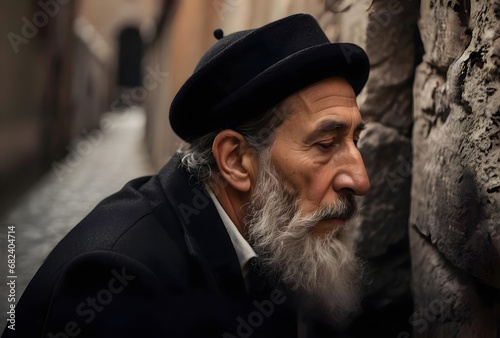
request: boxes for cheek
[270,141,335,208]
[277,163,334,213]
[298,170,334,207]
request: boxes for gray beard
[245,149,363,325]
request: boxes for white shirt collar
[206,187,257,278]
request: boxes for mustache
[307,194,358,222]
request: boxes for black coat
[3,155,339,338]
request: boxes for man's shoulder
[47,158,191,270]
[9,160,201,337]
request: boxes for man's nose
[332,147,370,196]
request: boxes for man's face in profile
[246,76,370,322]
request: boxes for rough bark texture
[411,0,500,336]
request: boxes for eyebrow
[304,120,366,143]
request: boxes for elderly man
[4,13,370,338]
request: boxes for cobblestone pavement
[0,108,156,331]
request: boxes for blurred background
[0,0,498,336]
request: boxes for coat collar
[157,154,247,297]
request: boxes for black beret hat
[169,13,370,142]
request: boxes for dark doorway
[117,27,143,87]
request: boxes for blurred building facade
[0,1,75,215]
[0,0,164,215]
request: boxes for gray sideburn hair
[178,102,290,184]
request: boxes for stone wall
[410,0,500,336]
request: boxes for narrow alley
[0,108,155,331]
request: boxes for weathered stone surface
[346,122,412,324]
[323,0,371,46]
[360,0,420,135]
[409,227,498,337]
[418,0,472,71]
[411,0,500,288]
[351,122,411,258]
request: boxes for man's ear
[212,130,256,192]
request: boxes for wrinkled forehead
[280,77,358,121]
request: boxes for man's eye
[317,142,335,150]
